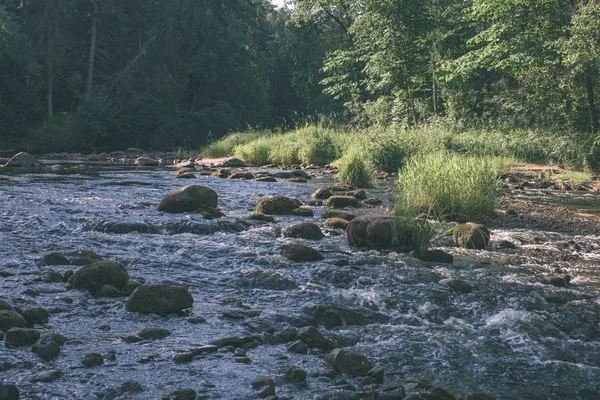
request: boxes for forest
[0,0,599,153]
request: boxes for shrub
[397,152,503,221]
[336,147,375,188]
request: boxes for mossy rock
[452,223,490,249]
[325,196,359,209]
[228,171,254,180]
[158,185,218,213]
[0,310,26,332]
[243,213,276,223]
[323,210,355,221]
[310,188,333,199]
[417,250,453,264]
[347,216,432,253]
[68,261,129,295]
[283,223,324,240]
[126,284,193,315]
[324,218,349,229]
[254,196,302,215]
[290,207,313,217]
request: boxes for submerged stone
[68,261,129,295]
[126,284,193,315]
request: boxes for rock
[417,250,453,264]
[323,210,355,221]
[453,223,491,249]
[0,311,26,332]
[330,348,373,376]
[93,221,159,234]
[243,213,276,223]
[81,353,104,367]
[324,218,349,230]
[310,188,333,199]
[325,196,360,209]
[445,279,472,293]
[363,198,383,206]
[43,253,69,266]
[134,157,159,166]
[383,386,408,399]
[252,376,275,389]
[40,271,64,283]
[65,250,103,266]
[162,388,196,400]
[288,177,308,183]
[465,393,496,400]
[120,381,143,394]
[0,301,14,312]
[211,336,257,347]
[174,352,195,364]
[347,216,431,253]
[346,190,367,199]
[281,244,324,262]
[176,171,196,179]
[256,386,275,398]
[68,261,129,295]
[32,334,61,360]
[4,152,40,167]
[20,307,49,326]
[241,270,296,290]
[221,157,246,168]
[285,366,307,383]
[297,326,332,350]
[228,171,254,180]
[368,365,385,384]
[425,387,457,400]
[311,304,365,328]
[187,317,207,324]
[549,275,570,287]
[283,223,324,240]
[0,385,19,400]
[32,370,60,383]
[99,285,124,298]
[137,327,171,340]
[5,328,41,346]
[159,185,218,214]
[254,176,277,182]
[254,196,302,215]
[290,207,314,217]
[287,340,308,354]
[211,169,230,178]
[126,284,193,315]
[492,240,516,249]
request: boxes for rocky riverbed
[1,153,600,400]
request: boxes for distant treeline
[0,0,598,151]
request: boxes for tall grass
[397,152,507,221]
[336,146,375,188]
[202,131,268,158]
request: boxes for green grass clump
[550,170,592,186]
[202,131,267,158]
[391,214,435,254]
[233,136,274,165]
[397,152,504,221]
[336,147,375,188]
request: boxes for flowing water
[1,167,600,399]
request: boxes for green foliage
[202,132,268,158]
[336,146,375,188]
[397,152,504,221]
[233,136,274,166]
[391,214,435,254]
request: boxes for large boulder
[254,196,302,215]
[126,284,193,315]
[134,157,159,167]
[221,157,246,168]
[4,328,41,347]
[283,223,324,240]
[453,223,491,249]
[330,348,373,376]
[0,310,26,332]
[4,152,40,167]
[157,185,218,213]
[325,196,359,209]
[346,215,432,253]
[67,261,129,295]
[32,333,62,360]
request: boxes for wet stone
[40,271,64,283]
[4,328,41,347]
[32,370,60,383]
[254,196,302,215]
[0,300,14,312]
[122,335,143,344]
[137,327,172,340]
[0,311,26,332]
[81,353,104,367]
[330,348,373,377]
[162,388,197,400]
[99,284,124,298]
[187,316,207,324]
[281,244,324,262]
[252,376,275,389]
[323,210,355,221]
[297,326,332,350]
[126,284,193,315]
[425,387,457,400]
[465,392,496,400]
[44,253,70,266]
[382,386,407,399]
[325,196,360,209]
[67,261,129,295]
[120,381,143,394]
[287,340,308,354]
[0,384,19,400]
[445,279,472,293]
[285,366,307,383]
[235,356,252,364]
[290,207,313,217]
[174,352,195,364]
[257,385,276,398]
[417,250,453,264]
[157,185,218,213]
[244,213,276,223]
[283,223,324,240]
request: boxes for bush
[337,147,375,188]
[397,152,503,221]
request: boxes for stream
[1,165,600,399]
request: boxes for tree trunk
[586,71,598,134]
[86,0,99,94]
